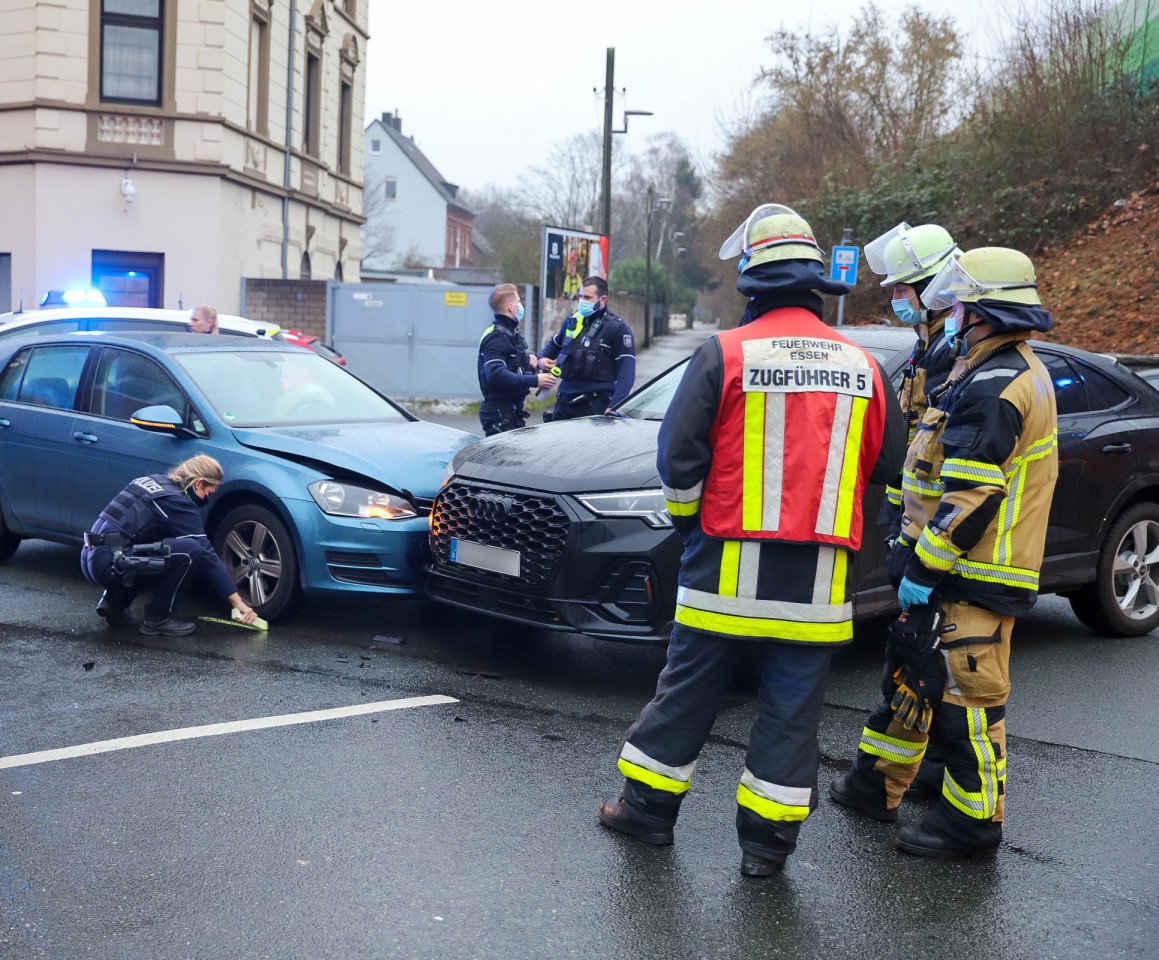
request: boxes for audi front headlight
[308,480,417,520]
[575,489,672,528]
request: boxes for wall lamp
[121,174,136,204]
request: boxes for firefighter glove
[885,602,944,665]
[890,664,943,734]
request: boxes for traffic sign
[830,245,860,284]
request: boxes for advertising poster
[539,226,608,348]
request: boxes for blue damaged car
[0,331,475,619]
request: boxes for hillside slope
[1038,176,1159,356]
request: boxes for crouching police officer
[81,454,258,636]
[478,283,557,436]
[538,276,635,421]
[829,247,1058,859]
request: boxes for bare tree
[360,174,397,270]
[515,130,609,230]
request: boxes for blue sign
[830,245,860,284]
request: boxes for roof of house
[367,113,474,217]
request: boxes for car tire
[213,504,300,621]
[1068,502,1159,637]
[0,509,20,563]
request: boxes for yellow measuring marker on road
[197,609,269,632]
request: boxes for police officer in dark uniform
[477,283,558,436]
[538,276,636,421]
[80,454,258,636]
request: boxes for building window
[300,252,312,280]
[369,138,381,154]
[384,177,397,200]
[337,79,352,175]
[248,7,270,135]
[303,52,321,157]
[100,0,163,105]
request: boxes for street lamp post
[597,47,653,250]
[643,186,672,349]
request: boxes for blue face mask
[891,297,920,325]
[576,299,596,318]
[943,315,959,344]
[514,302,525,323]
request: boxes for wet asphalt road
[1,540,1156,960]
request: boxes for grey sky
[364,0,1034,193]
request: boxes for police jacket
[898,332,1059,615]
[89,474,237,599]
[540,305,636,406]
[657,307,906,645]
[881,314,955,531]
[478,315,538,403]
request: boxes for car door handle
[0,418,9,428]
[1101,442,1132,455]
[73,432,99,444]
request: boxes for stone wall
[242,279,328,339]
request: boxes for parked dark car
[0,332,474,619]
[428,326,1159,642]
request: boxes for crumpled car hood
[232,420,477,496]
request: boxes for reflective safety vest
[699,308,889,551]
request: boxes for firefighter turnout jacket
[659,307,906,644]
[898,332,1059,615]
[881,315,955,534]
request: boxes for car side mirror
[129,404,196,438]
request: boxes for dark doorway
[92,250,164,307]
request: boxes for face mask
[943,315,959,345]
[891,297,919,325]
[185,483,209,507]
[513,302,525,323]
[576,299,596,318]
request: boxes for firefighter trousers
[615,625,833,860]
[845,600,1012,849]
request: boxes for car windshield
[178,349,408,427]
[616,341,907,422]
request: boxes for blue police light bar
[40,288,108,308]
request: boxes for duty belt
[84,531,131,550]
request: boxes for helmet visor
[719,203,804,260]
[862,223,913,276]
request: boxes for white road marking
[0,694,459,770]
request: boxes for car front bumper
[426,478,681,643]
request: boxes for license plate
[449,538,521,577]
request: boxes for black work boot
[829,774,899,822]
[96,592,136,628]
[896,822,999,859]
[139,617,196,637]
[740,851,786,877]
[597,795,675,845]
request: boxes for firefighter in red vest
[597,204,906,877]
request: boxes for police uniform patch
[623,334,634,348]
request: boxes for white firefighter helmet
[863,222,958,287]
[719,204,824,271]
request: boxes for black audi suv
[428,326,1159,642]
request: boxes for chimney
[381,111,402,133]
